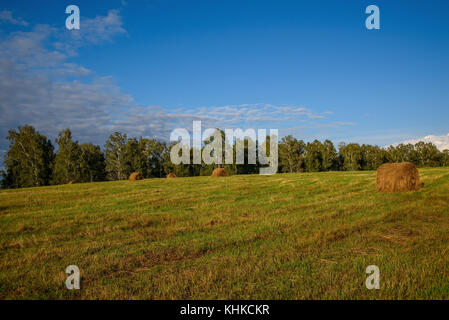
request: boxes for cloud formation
[64,9,127,45]
[394,134,449,151]
[0,9,347,155]
[0,10,28,26]
[0,9,132,149]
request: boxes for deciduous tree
[2,125,54,188]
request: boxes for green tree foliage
[105,132,130,180]
[414,142,441,167]
[386,142,442,167]
[125,137,148,177]
[235,137,259,174]
[1,125,53,188]
[79,143,106,182]
[361,144,387,170]
[163,141,185,177]
[339,143,363,171]
[442,150,449,167]
[143,139,168,178]
[200,129,237,175]
[386,143,415,163]
[52,129,82,184]
[304,140,323,172]
[321,140,338,171]
[3,125,449,189]
[278,135,305,173]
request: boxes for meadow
[0,168,448,299]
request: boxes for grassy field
[1,168,449,299]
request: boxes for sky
[1,0,449,157]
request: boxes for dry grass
[129,172,143,181]
[211,168,227,177]
[1,168,449,299]
[376,162,422,192]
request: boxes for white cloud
[394,134,449,151]
[65,9,127,45]
[0,10,28,26]
[0,10,130,149]
[0,8,348,153]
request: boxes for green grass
[1,168,449,299]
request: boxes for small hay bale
[376,162,421,192]
[129,172,144,181]
[167,173,177,178]
[211,168,227,177]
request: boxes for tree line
[1,125,448,189]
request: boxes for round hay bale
[129,172,144,181]
[376,162,421,192]
[167,173,177,178]
[211,168,227,177]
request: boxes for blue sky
[1,0,449,152]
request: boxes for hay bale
[129,172,144,181]
[376,162,421,192]
[211,168,227,177]
[167,173,177,178]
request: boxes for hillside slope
[1,168,449,299]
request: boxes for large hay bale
[167,173,177,178]
[211,168,227,177]
[376,162,421,192]
[129,172,144,181]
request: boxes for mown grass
[1,168,448,299]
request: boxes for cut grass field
[1,168,449,299]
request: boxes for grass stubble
[0,168,448,299]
